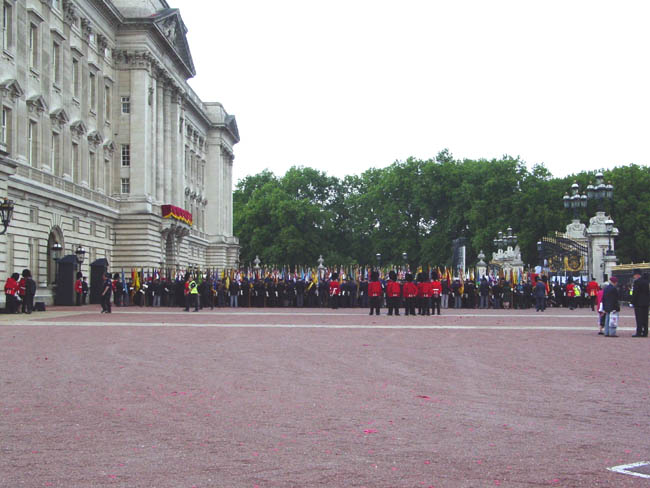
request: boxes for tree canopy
[233,152,650,268]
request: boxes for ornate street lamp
[375,253,381,268]
[75,245,86,265]
[506,227,518,248]
[0,197,14,235]
[563,182,587,220]
[537,241,544,267]
[587,172,614,211]
[605,219,614,255]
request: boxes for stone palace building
[0,0,240,303]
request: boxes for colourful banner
[161,205,193,226]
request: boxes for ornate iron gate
[540,236,589,274]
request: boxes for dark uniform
[632,271,649,337]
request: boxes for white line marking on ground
[106,310,606,319]
[607,461,650,479]
[2,322,636,330]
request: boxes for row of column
[151,77,183,206]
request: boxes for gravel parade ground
[1,307,648,487]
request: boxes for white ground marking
[2,321,636,330]
[607,462,650,479]
[106,310,606,319]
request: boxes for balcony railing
[14,163,119,210]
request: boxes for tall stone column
[163,84,172,203]
[156,79,164,202]
[169,90,180,207]
[130,68,150,196]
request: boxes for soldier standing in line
[417,272,432,316]
[431,271,442,316]
[403,273,418,316]
[368,271,382,315]
[329,272,340,309]
[386,270,401,316]
[295,277,305,307]
[359,274,368,309]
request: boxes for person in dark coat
[21,269,36,314]
[601,276,620,337]
[534,276,547,312]
[631,269,649,337]
[101,272,112,313]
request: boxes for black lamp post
[586,172,614,212]
[75,246,86,275]
[537,241,544,267]
[51,242,62,283]
[505,227,518,248]
[563,182,587,220]
[0,197,15,235]
[376,253,381,270]
[605,219,614,255]
[402,252,408,271]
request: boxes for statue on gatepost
[476,250,487,279]
[253,255,261,272]
[317,255,325,280]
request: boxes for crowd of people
[82,269,632,313]
[3,265,648,337]
[3,269,37,314]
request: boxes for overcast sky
[176,0,650,186]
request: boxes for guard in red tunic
[386,270,401,316]
[566,278,576,310]
[417,272,432,316]
[585,277,600,311]
[368,270,382,315]
[329,272,340,309]
[74,271,83,306]
[403,273,418,316]
[431,271,443,316]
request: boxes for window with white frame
[28,120,37,166]
[120,177,130,194]
[1,106,10,150]
[104,158,110,194]
[89,72,96,112]
[121,144,130,166]
[2,2,12,52]
[51,131,60,173]
[52,41,61,85]
[51,0,61,11]
[72,142,79,183]
[104,85,111,121]
[121,96,130,114]
[72,58,80,98]
[89,150,97,189]
[29,23,38,69]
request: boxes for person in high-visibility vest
[188,278,199,312]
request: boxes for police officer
[185,276,199,312]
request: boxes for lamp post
[0,197,14,235]
[563,182,587,220]
[375,253,381,270]
[587,172,614,212]
[75,245,86,277]
[605,219,614,255]
[537,241,544,267]
[51,241,62,283]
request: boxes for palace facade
[0,0,239,304]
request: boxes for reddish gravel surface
[1,306,648,488]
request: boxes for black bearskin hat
[405,273,413,282]
[389,270,397,281]
[371,270,379,281]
